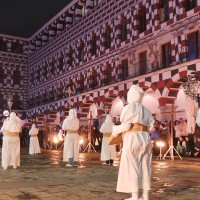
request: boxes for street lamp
[7,96,13,114]
[182,72,200,106]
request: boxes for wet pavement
[0,149,199,200]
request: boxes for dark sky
[0,0,73,38]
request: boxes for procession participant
[112,85,155,200]
[29,123,41,155]
[62,108,80,167]
[100,114,116,166]
[1,112,22,169]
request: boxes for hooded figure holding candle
[112,85,155,200]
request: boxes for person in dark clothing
[38,127,44,149]
[194,138,200,157]
[185,136,192,156]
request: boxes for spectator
[176,136,186,155]
[194,137,200,157]
[185,136,192,156]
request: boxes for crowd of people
[150,118,200,157]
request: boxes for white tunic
[29,124,41,155]
[62,109,80,162]
[100,116,116,161]
[113,85,155,193]
[1,112,22,168]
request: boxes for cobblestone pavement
[0,149,200,200]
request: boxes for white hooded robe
[1,112,22,169]
[100,115,116,161]
[62,109,80,162]
[29,124,41,155]
[113,85,155,193]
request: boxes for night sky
[0,0,73,38]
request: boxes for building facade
[0,0,200,126]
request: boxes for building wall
[0,0,200,126]
[26,0,200,125]
[0,34,28,123]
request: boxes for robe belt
[67,130,78,134]
[103,132,112,137]
[4,131,19,137]
[128,123,147,132]
[31,135,37,137]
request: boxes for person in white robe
[29,123,41,155]
[112,85,155,200]
[100,114,116,165]
[62,108,80,167]
[1,112,22,169]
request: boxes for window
[121,59,129,79]
[13,70,21,85]
[78,41,84,61]
[105,26,111,49]
[0,39,7,51]
[104,65,112,84]
[11,42,23,54]
[159,0,169,23]
[79,74,85,92]
[72,13,76,23]
[139,51,147,75]
[161,43,172,67]
[91,34,97,56]
[94,0,99,7]
[188,31,200,60]
[184,0,197,12]
[50,59,55,74]
[42,62,48,77]
[13,94,21,109]
[121,18,127,42]
[58,52,64,70]
[138,6,146,33]
[91,70,98,88]
[0,67,5,83]
[68,48,73,65]
[82,5,86,17]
